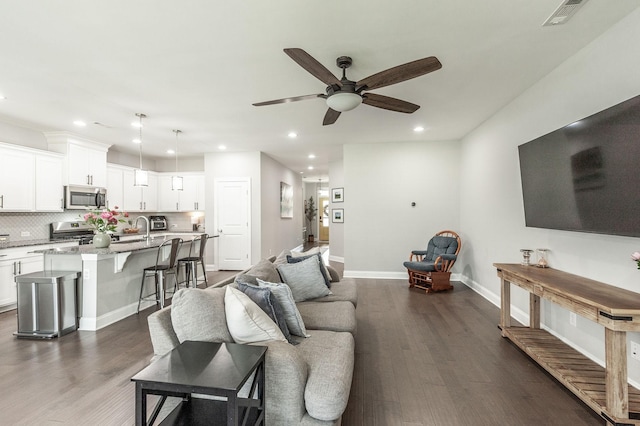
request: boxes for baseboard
[328,255,344,263]
[79,300,155,331]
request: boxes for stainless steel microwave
[65,185,107,210]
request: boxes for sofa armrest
[147,307,180,361]
[326,265,341,282]
[251,340,310,424]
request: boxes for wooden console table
[495,263,640,426]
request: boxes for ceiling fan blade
[284,48,342,87]
[253,94,325,107]
[323,108,341,126]
[362,93,420,113]
[357,56,442,91]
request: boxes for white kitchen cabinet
[123,169,157,212]
[0,145,35,211]
[0,251,43,311]
[157,175,180,211]
[35,153,64,211]
[67,144,107,187]
[106,165,125,210]
[45,132,111,187]
[181,174,206,211]
[157,173,205,212]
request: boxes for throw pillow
[290,247,333,282]
[236,280,293,343]
[244,258,282,283]
[277,255,332,302]
[273,249,291,266]
[224,286,287,344]
[257,278,310,337]
[171,288,233,344]
[287,253,331,288]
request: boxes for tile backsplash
[0,211,206,242]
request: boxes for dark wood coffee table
[131,341,266,426]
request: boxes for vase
[93,233,111,248]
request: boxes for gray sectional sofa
[146,254,358,425]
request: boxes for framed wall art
[280,182,293,218]
[331,187,344,203]
[332,208,344,223]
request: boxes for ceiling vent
[543,0,589,26]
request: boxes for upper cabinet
[0,144,35,211]
[157,173,205,212]
[106,164,125,210]
[109,164,158,212]
[45,132,111,187]
[35,153,64,211]
[0,143,64,212]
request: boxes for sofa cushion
[304,279,358,307]
[236,280,293,343]
[224,286,287,344]
[296,301,357,335]
[290,247,332,282]
[170,288,233,344]
[277,256,332,302]
[257,279,309,338]
[296,330,355,421]
[244,258,282,283]
[287,253,331,288]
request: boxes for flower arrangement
[82,207,128,234]
[632,252,640,270]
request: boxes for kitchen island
[36,233,204,331]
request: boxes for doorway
[319,196,329,241]
[214,177,251,270]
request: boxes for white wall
[204,151,303,268]
[459,9,640,381]
[204,151,262,266]
[343,140,461,278]
[260,153,303,257]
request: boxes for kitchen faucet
[134,216,150,240]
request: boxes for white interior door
[215,178,251,270]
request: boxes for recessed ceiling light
[166,149,175,154]
[288,132,297,138]
[132,138,141,144]
[299,171,304,174]
[308,154,316,159]
[414,126,425,132]
[308,166,314,170]
[73,120,86,127]
[0,94,6,100]
[218,145,227,150]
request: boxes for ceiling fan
[253,48,442,125]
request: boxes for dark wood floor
[0,268,603,425]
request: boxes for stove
[50,221,120,245]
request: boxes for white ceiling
[0,0,638,180]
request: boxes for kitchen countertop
[0,230,208,251]
[34,233,206,256]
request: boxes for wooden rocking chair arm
[434,254,457,272]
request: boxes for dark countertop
[34,233,205,256]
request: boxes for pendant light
[171,129,183,191]
[134,113,149,187]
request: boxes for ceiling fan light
[326,92,362,112]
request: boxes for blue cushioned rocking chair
[403,230,461,293]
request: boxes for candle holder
[520,249,534,266]
[536,248,550,268]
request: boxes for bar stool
[137,238,183,314]
[178,234,209,289]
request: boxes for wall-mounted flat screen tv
[518,94,640,238]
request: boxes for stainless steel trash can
[14,270,80,339]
